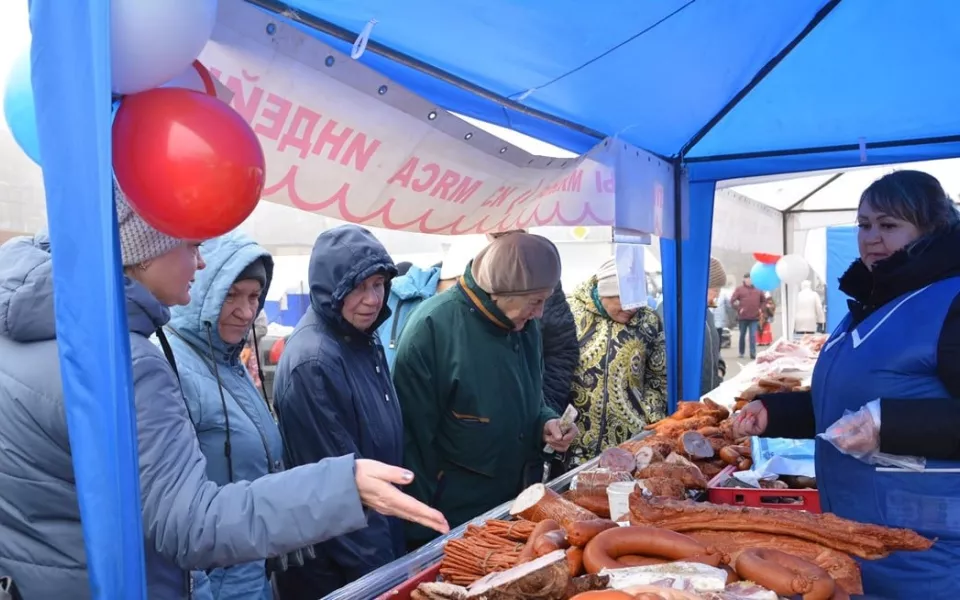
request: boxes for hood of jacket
[840,223,960,320]
[0,231,171,342]
[308,224,397,334]
[0,233,56,343]
[390,264,440,302]
[169,231,273,360]
[125,277,172,336]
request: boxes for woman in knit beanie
[0,186,448,599]
[566,257,668,465]
[116,183,206,306]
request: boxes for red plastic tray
[376,562,442,600]
[707,465,821,513]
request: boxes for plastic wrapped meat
[601,562,728,594]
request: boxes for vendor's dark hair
[859,170,960,234]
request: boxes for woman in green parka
[392,233,578,548]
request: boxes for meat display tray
[707,465,821,513]
[345,432,655,600]
[375,563,441,600]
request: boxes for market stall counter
[321,440,645,600]
[329,395,937,599]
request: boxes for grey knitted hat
[115,182,183,266]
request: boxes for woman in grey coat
[0,188,448,600]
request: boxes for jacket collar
[457,267,515,331]
[840,224,960,322]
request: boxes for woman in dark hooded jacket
[272,224,404,599]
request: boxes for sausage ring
[616,555,668,567]
[583,526,722,574]
[735,548,835,600]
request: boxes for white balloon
[775,254,810,285]
[111,0,218,95]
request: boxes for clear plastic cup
[606,481,639,522]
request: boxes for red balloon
[112,87,265,239]
[753,252,781,265]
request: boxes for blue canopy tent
[27,0,960,596]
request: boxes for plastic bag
[817,401,926,472]
[750,437,816,478]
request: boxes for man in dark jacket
[273,225,403,599]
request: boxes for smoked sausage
[736,548,835,600]
[566,546,585,577]
[564,519,619,547]
[616,555,668,567]
[534,529,570,557]
[517,518,560,563]
[582,526,721,574]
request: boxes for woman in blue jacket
[734,170,960,598]
[166,230,306,599]
[273,224,405,599]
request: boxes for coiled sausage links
[582,526,721,574]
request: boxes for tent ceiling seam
[504,0,698,101]
[677,0,842,160]
[243,0,610,144]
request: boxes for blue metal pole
[28,1,147,598]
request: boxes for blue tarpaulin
[825,225,859,333]
[28,1,960,596]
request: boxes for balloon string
[192,60,217,97]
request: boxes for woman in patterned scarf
[567,258,668,465]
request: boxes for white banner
[201,0,675,236]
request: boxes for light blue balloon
[750,261,781,292]
[3,47,41,165]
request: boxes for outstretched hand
[355,459,449,535]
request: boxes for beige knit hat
[472,232,560,295]
[708,257,727,289]
[115,182,183,266]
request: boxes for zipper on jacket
[594,324,614,458]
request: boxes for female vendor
[734,170,960,597]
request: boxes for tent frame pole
[672,158,685,400]
[687,133,960,163]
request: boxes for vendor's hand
[355,459,450,535]
[732,401,768,438]
[544,418,578,452]
[822,404,880,458]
